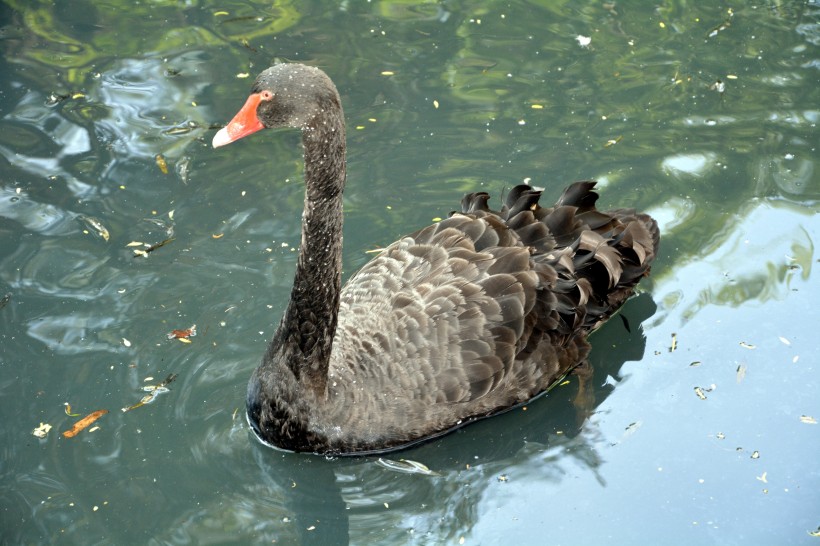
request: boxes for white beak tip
[212,127,233,148]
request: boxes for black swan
[212,64,659,455]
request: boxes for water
[1,1,818,544]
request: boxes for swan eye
[260,90,274,101]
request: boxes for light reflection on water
[1,1,819,545]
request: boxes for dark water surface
[2,1,818,544]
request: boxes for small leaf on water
[155,154,169,174]
[79,216,110,242]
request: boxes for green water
[1,1,818,544]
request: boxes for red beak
[212,92,266,148]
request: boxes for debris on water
[736,364,746,383]
[669,332,677,352]
[709,79,726,94]
[64,402,80,417]
[575,35,591,48]
[175,156,191,184]
[162,123,197,136]
[756,472,767,483]
[751,450,760,459]
[689,361,702,367]
[241,38,257,53]
[376,457,440,476]
[132,238,174,258]
[739,341,756,349]
[706,9,733,39]
[0,293,10,310]
[45,92,71,106]
[694,384,715,400]
[799,415,817,424]
[122,338,132,348]
[32,422,52,438]
[778,336,791,346]
[62,410,108,438]
[167,325,197,341]
[122,373,178,412]
[155,154,169,174]
[78,215,110,241]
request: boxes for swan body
[213,64,659,455]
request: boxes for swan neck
[276,113,346,394]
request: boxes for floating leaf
[64,402,80,417]
[167,324,196,340]
[78,215,110,241]
[739,341,756,349]
[799,415,817,424]
[62,410,108,438]
[32,422,52,438]
[155,154,169,174]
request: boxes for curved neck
[271,114,346,395]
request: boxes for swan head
[213,64,341,148]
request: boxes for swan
[212,63,659,455]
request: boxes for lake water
[1,1,818,544]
